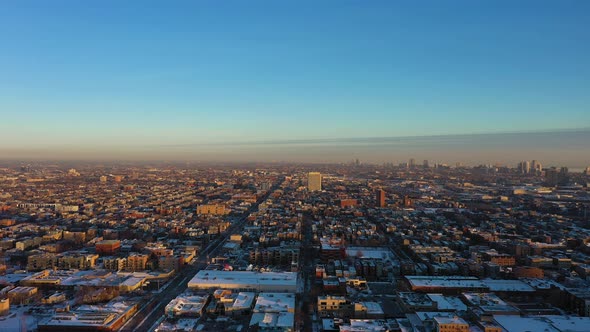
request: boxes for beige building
[307,172,322,191]
[0,298,9,316]
[317,295,353,317]
[126,253,149,272]
[63,231,87,244]
[104,257,126,271]
[57,253,99,270]
[16,237,42,251]
[159,255,183,272]
[41,292,67,304]
[8,286,38,305]
[433,316,469,332]
[27,253,57,271]
[196,204,228,215]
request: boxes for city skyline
[1,1,589,163]
[2,2,590,331]
[1,128,588,169]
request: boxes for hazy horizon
[1,128,588,169]
[1,2,589,166]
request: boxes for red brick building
[96,240,121,255]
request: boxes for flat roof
[188,270,297,291]
[39,301,137,328]
[232,292,256,309]
[406,276,488,289]
[493,315,560,332]
[96,240,121,245]
[543,315,590,332]
[250,312,294,329]
[426,294,467,311]
[254,293,295,312]
[415,312,457,323]
[433,316,468,325]
[482,279,535,292]
[341,319,397,332]
[346,247,396,260]
[359,302,384,315]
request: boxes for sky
[0,1,589,165]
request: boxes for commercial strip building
[38,300,138,332]
[188,271,298,293]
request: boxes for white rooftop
[543,315,590,332]
[232,292,256,309]
[406,276,487,289]
[493,315,559,332]
[359,302,384,315]
[340,319,391,332]
[188,271,297,292]
[433,316,468,326]
[346,247,396,260]
[482,279,535,292]
[254,293,295,313]
[250,312,294,329]
[426,294,467,311]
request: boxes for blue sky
[0,1,589,163]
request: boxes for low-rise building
[188,271,298,293]
[433,316,470,332]
[38,300,138,332]
[165,293,210,317]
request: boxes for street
[119,178,283,332]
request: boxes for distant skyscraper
[376,189,386,208]
[545,167,559,186]
[409,158,416,169]
[308,172,322,191]
[559,167,569,186]
[531,160,542,174]
[423,160,429,169]
[518,161,531,174]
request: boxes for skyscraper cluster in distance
[518,160,543,175]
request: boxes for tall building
[308,172,322,191]
[531,160,542,174]
[540,167,572,187]
[423,160,429,168]
[518,161,531,174]
[126,253,149,272]
[545,167,557,186]
[376,189,386,208]
[403,196,413,208]
[409,158,416,169]
[559,167,570,186]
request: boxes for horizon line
[157,127,590,148]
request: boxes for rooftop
[406,276,488,290]
[188,270,298,291]
[254,293,295,313]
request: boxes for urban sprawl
[0,160,590,332]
